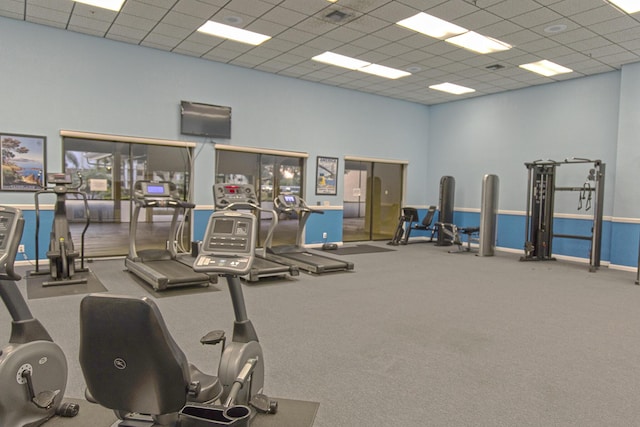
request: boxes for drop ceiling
[2,0,640,105]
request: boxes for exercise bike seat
[79,293,222,419]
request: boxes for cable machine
[521,158,605,272]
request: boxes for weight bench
[388,206,437,245]
[437,223,480,253]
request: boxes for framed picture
[316,156,338,195]
[1,133,46,191]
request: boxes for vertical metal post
[436,176,455,246]
[590,162,605,271]
[478,174,499,256]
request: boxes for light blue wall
[3,17,640,269]
[0,18,429,252]
[427,72,620,212]
[0,18,430,206]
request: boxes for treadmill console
[277,194,303,209]
[193,211,256,275]
[133,181,195,209]
[213,183,258,209]
[0,206,24,280]
[139,182,171,198]
[46,173,72,185]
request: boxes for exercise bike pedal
[56,401,80,417]
[200,330,225,346]
[249,394,278,414]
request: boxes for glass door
[215,150,304,248]
[63,137,193,257]
[343,159,403,242]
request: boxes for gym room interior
[2,1,640,426]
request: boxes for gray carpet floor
[3,243,640,426]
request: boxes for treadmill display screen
[224,186,239,194]
[146,184,166,195]
[284,195,295,204]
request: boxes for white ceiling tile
[547,0,607,16]
[262,5,307,26]
[243,21,284,40]
[108,24,148,41]
[508,7,563,28]
[121,2,168,21]
[425,0,477,21]
[173,0,219,19]
[588,15,639,36]
[115,14,157,31]
[5,0,639,106]
[368,1,420,23]
[280,0,330,15]
[152,22,192,39]
[227,0,275,18]
[173,40,212,56]
[161,11,205,29]
[26,4,69,24]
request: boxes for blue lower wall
[13,206,639,269]
[410,208,632,268]
[305,209,344,245]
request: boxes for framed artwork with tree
[1,133,46,191]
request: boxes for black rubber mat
[331,244,395,255]
[26,269,107,300]
[46,397,319,427]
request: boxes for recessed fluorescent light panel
[519,60,573,77]
[198,21,271,46]
[396,12,467,39]
[607,0,640,14]
[73,0,125,11]
[312,51,371,70]
[397,13,512,55]
[429,82,476,95]
[445,31,512,54]
[359,64,411,79]
[312,52,410,79]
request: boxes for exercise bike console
[194,211,256,276]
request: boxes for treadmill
[267,194,354,274]
[213,183,299,282]
[125,180,214,291]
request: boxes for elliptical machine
[32,172,90,286]
[79,209,277,426]
[0,205,79,426]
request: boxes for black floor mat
[331,244,395,255]
[26,269,107,300]
[46,397,319,427]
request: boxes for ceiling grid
[2,0,640,105]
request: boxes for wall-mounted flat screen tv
[180,101,231,139]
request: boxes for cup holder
[180,403,251,427]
